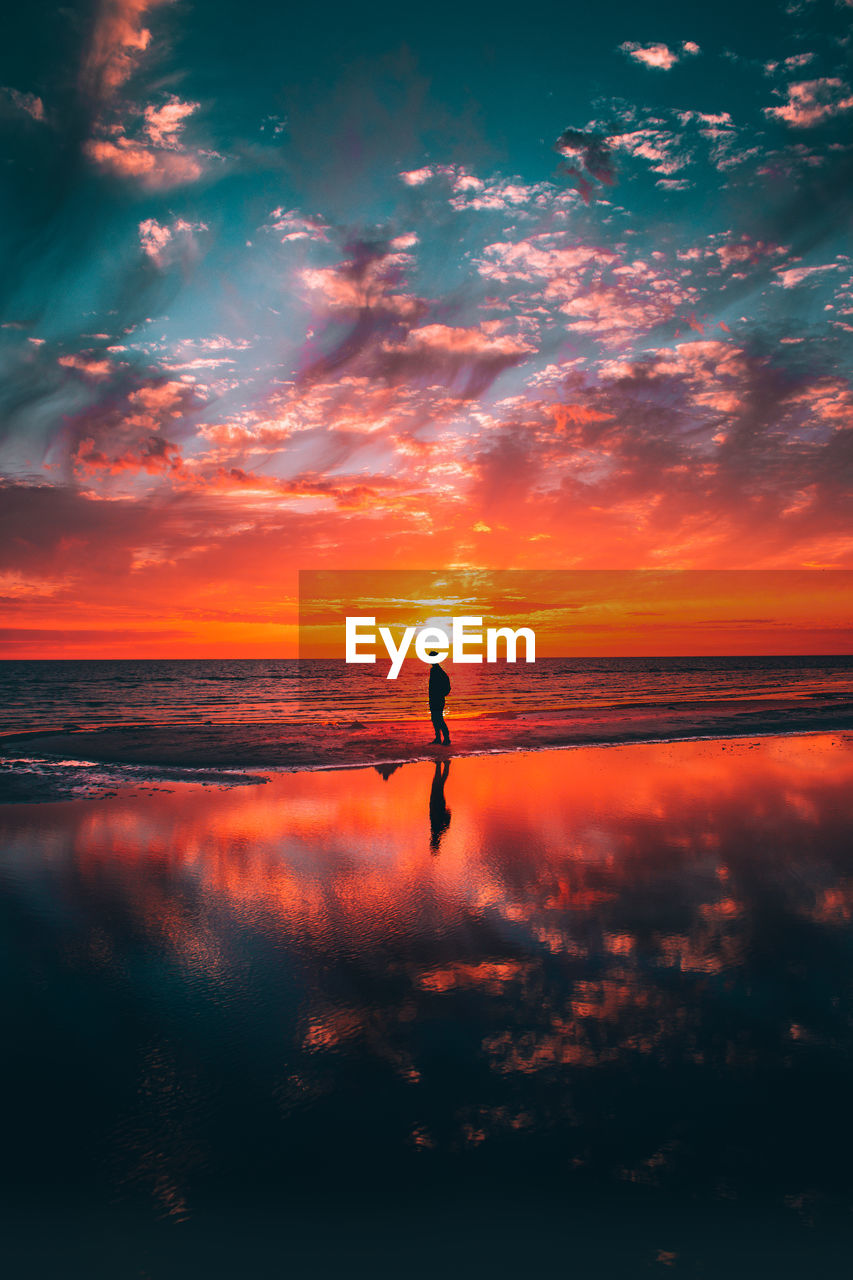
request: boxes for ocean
[1,654,852,734]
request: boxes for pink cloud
[138,217,171,258]
[126,380,192,417]
[399,166,436,186]
[784,52,817,70]
[86,91,208,188]
[785,378,853,428]
[596,340,752,423]
[58,373,202,479]
[80,0,170,100]
[619,41,699,70]
[449,176,548,212]
[774,262,842,288]
[764,78,853,127]
[142,96,198,145]
[301,241,421,318]
[398,163,552,213]
[382,324,535,358]
[84,136,204,187]
[477,234,695,346]
[608,126,689,175]
[139,216,207,265]
[75,433,183,476]
[373,318,535,399]
[715,237,786,271]
[477,237,613,285]
[560,286,682,344]
[59,354,114,380]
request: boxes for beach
[4,696,853,777]
[4,0,853,1270]
[3,732,853,1275]
[2,654,851,798]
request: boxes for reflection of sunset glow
[6,737,851,1087]
[3,733,853,1230]
[31,735,853,941]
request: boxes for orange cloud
[85,129,205,189]
[81,0,171,100]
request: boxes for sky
[1,0,852,656]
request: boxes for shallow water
[3,735,853,1276]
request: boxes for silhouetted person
[429,759,451,853]
[427,651,451,745]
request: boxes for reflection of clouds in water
[5,736,853,1187]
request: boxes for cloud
[383,324,533,359]
[77,2,207,193]
[713,236,787,271]
[80,0,171,102]
[74,432,183,475]
[784,53,817,70]
[448,173,548,213]
[399,166,436,186]
[477,238,613,285]
[84,136,205,187]
[197,377,464,453]
[142,96,198,145]
[765,79,853,127]
[559,283,684,344]
[773,261,843,288]
[477,234,694,347]
[1,87,46,121]
[54,369,203,477]
[301,237,420,317]
[398,163,553,212]
[297,237,429,383]
[378,323,536,396]
[619,41,700,71]
[608,125,690,176]
[58,353,114,380]
[138,216,208,266]
[554,126,617,201]
[462,338,853,565]
[557,103,756,193]
[265,208,329,243]
[84,95,209,188]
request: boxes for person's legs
[434,699,450,745]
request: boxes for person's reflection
[429,759,451,854]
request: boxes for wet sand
[2,694,852,785]
[2,733,853,1275]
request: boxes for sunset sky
[1,0,852,656]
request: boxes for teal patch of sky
[174,0,811,188]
